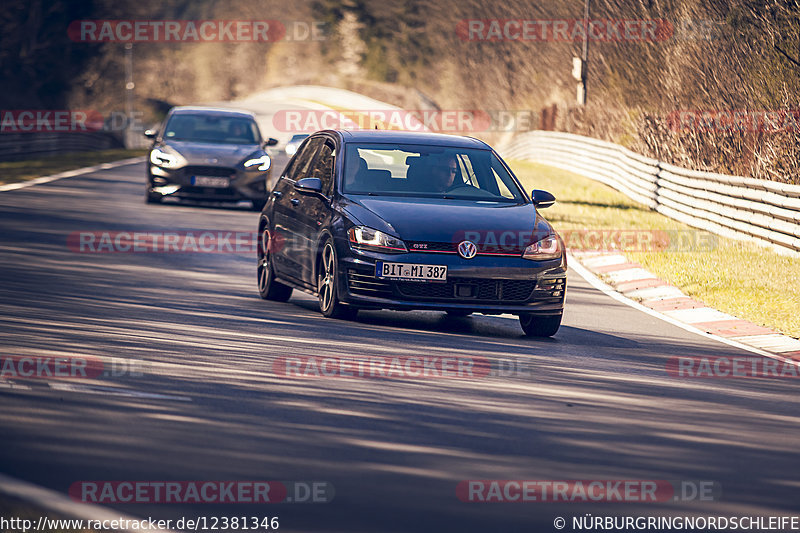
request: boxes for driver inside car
[431,155,462,192]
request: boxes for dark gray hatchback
[145,106,277,210]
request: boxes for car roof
[333,129,490,149]
[169,106,256,119]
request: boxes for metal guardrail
[0,132,129,162]
[501,131,800,254]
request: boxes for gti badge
[457,240,477,259]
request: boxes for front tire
[318,239,357,320]
[519,313,562,337]
[257,223,292,302]
[145,189,162,204]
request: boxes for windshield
[342,143,525,202]
[163,114,260,144]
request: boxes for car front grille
[177,186,238,196]
[397,278,536,302]
[184,166,236,178]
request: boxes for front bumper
[337,247,566,315]
[148,164,269,202]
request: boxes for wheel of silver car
[257,223,292,302]
[519,313,562,337]
[318,239,357,319]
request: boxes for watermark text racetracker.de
[272,109,536,133]
[0,355,141,379]
[668,109,800,133]
[667,356,800,378]
[457,480,720,503]
[457,18,674,42]
[70,480,334,504]
[68,231,259,254]
[450,229,718,254]
[1,110,146,133]
[68,20,327,42]
[271,354,551,379]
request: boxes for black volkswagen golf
[145,106,278,210]
[257,130,566,337]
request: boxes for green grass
[0,149,146,185]
[510,160,800,339]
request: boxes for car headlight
[150,148,181,168]
[285,144,298,156]
[522,234,562,260]
[348,226,407,254]
[244,155,271,171]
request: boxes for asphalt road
[1,158,799,532]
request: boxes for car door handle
[290,198,300,206]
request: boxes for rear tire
[519,313,562,337]
[257,223,292,302]
[145,190,162,204]
[318,239,357,320]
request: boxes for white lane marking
[0,472,177,533]
[662,307,739,324]
[0,157,144,192]
[48,382,191,402]
[604,268,658,284]
[0,380,31,390]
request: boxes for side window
[308,141,335,195]
[287,137,323,182]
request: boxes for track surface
[1,152,799,532]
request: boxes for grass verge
[0,150,146,186]
[510,160,800,339]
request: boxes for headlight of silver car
[244,155,271,171]
[149,147,183,169]
[348,226,408,254]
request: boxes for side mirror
[531,189,556,209]
[295,177,323,194]
[264,137,279,147]
[144,129,158,139]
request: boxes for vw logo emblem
[457,240,477,259]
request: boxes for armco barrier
[500,131,800,254]
[0,130,149,162]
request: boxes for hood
[343,196,555,251]
[164,140,261,167]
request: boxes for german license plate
[193,176,230,187]
[376,262,447,281]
